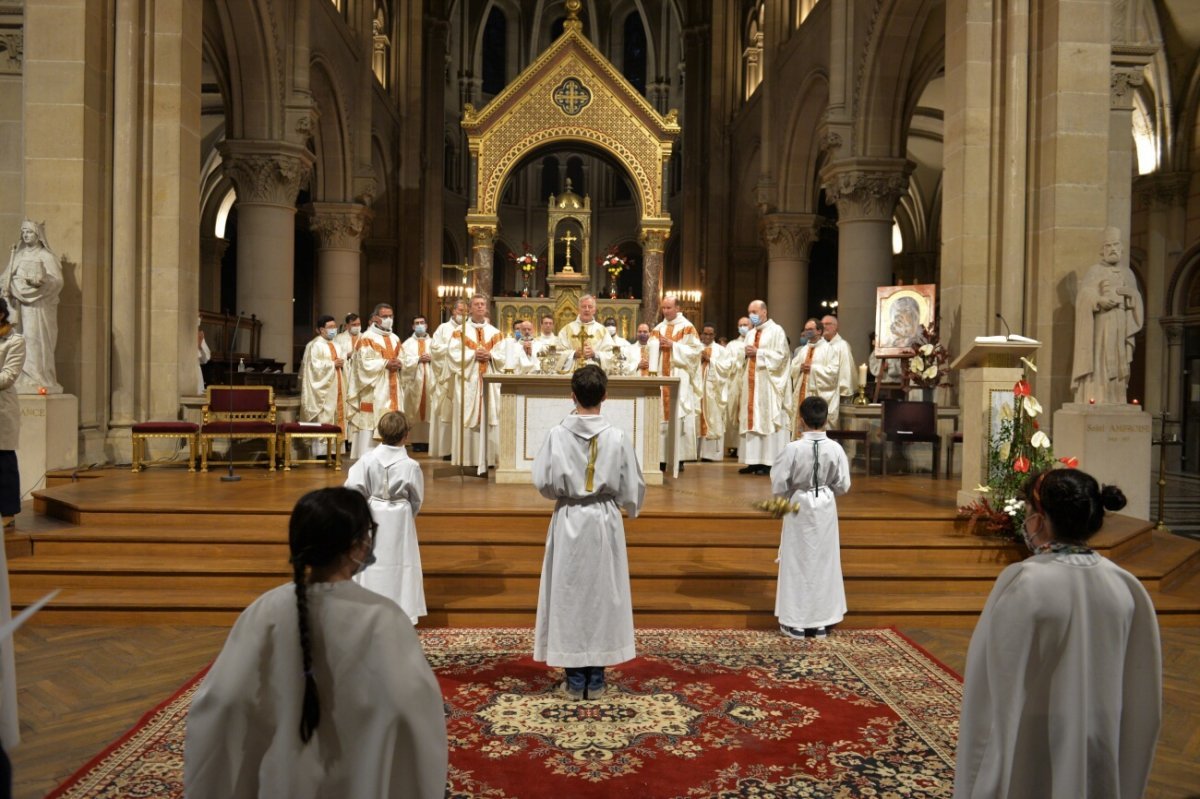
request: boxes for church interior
[1,0,1200,795]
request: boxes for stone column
[760,212,821,345]
[821,159,911,356]
[1108,49,1154,242]
[1163,319,1184,469]
[639,226,671,325]
[1135,172,1188,417]
[199,235,228,312]
[467,222,497,299]
[219,140,314,369]
[305,202,372,320]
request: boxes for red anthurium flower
[1032,419,1040,430]
[1013,455,1031,473]
[1059,456,1079,468]
[1013,380,1032,397]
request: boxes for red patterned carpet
[48,628,962,799]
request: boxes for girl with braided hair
[184,487,447,798]
[955,469,1161,799]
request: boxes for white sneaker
[813,627,828,638]
[779,624,805,640]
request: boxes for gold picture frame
[875,284,937,357]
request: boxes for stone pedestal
[1052,403,1151,521]
[18,394,79,494]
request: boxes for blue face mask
[737,325,749,336]
[323,328,337,340]
[513,331,522,340]
[749,313,761,327]
[413,324,427,336]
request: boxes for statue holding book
[1071,227,1143,405]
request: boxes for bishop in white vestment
[346,439,426,625]
[770,419,851,632]
[183,580,447,798]
[533,403,645,672]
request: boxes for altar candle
[858,362,868,387]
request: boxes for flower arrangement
[513,252,538,273]
[904,325,951,390]
[957,358,1076,541]
[601,250,626,277]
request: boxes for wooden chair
[199,386,278,472]
[827,428,871,475]
[130,421,198,472]
[881,399,940,476]
[278,422,343,471]
[946,430,963,478]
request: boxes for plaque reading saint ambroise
[552,77,591,116]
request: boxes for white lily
[1020,356,1038,373]
[1023,396,1042,417]
[1031,430,1051,449]
[911,356,925,372]
[920,343,933,356]
[973,484,991,493]
[923,365,938,379]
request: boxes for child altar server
[532,365,645,700]
[770,395,851,638]
[344,410,426,625]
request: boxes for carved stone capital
[0,28,22,75]
[218,141,315,207]
[468,224,497,248]
[1135,172,1189,210]
[820,158,913,222]
[305,203,373,250]
[1163,318,1184,344]
[760,213,822,260]
[638,225,672,253]
[1110,65,1145,110]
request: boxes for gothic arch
[779,69,830,211]
[207,0,284,140]
[309,56,352,200]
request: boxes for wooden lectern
[950,340,1040,505]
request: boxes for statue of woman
[2,220,63,393]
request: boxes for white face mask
[349,325,361,335]
[379,317,394,331]
[453,314,464,325]
[606,325,617,336]
[738,325,749,336]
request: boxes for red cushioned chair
[199,386,278,472]
[130,421,199,472]
[278,422,343,471]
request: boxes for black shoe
[678,462,685,473]
[442,454,451,461]
[756,465,771,475]
[738,465,757,474]
[659,462,667,472]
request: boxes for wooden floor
[10,624,1199,799]
[11,458,1200,627]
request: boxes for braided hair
[287,487,374,743]
[1021,468,1127,544]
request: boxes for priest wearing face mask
[724,317,752,456]
[493,318,538,374]
[649,295,702,467]
[447,295,508,473]
[400,315,434,451]
[698,324,734,462]
[791,317,847,429]
[622,323,653,376]
[738,301,791,475]
[300,316,349,456]
[429,299,468,459]
[557,295,614,371]
[346,303,404,457]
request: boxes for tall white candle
[858,362,868,388]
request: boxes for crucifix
[559,229,578,273]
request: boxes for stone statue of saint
[1071,227,1143,405]
[1,220,63,394]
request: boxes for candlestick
[857,362,867,388]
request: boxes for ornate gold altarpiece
[460,0,679,325]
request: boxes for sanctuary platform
[10,459,1200,627]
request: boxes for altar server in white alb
[345,411,426,625]
[400,315,434,450]
[299,315,349,455]
[345,303,404,457]
[955,468,1161,799]
[533,365,645,701]
[184,488,447,799]
[770,396,850,638]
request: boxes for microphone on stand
[221,311,245,483]
[995,313,1012,338]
